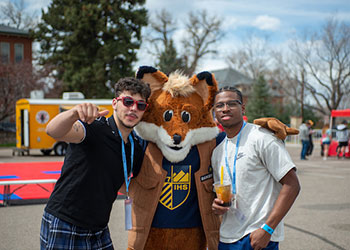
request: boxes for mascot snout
[173,134,181,144]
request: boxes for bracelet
[261,223,274,235]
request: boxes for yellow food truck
[14,94,113,156]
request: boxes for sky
[7,0,350,72]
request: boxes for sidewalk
[281,143,349,250]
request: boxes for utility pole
[300,69,305,121]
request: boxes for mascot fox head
[135,66,220,163]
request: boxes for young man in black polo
[40,77,151,250]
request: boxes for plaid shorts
[40,211,114,250]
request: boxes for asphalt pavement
[0,144,349,250]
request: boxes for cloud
[221,16,240,31]
[252,15,281,31]
[25,0,49,14]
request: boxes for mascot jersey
[137,135,224,228]
[151,134,225,228]
[152,146,202,228]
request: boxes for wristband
[261,223,274,235]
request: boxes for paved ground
[0,144,349,250]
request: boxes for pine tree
[245,75,276,121]
[34,0,147,98]
[157,40,186,75]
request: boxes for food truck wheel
[40,149,52,156]
[54,142,68,156]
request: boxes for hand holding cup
[214,182,234,207]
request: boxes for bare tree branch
[227,32,272,79]
[0,0,37,29]
[146,9,223,75]
[181,10,224,75]
[145,9,177,58]
[274,16,350,117]
[0,61,43,122]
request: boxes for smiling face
[112,90,147,130]
[214,90,245,135]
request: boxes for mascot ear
[190,71,218,112]
[136,66,168,93]
[254,117,299,140]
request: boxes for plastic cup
[214,182,233,207]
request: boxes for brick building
[0,25,33,142]
[0,24,32,64]
[211,67,284,107]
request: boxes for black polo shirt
[45,116,143,231]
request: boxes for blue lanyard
[118,130,134,195]
[224,121,246,194]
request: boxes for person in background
[306,120,314,157]
[40,77,151,250]
[211,86,300,250]
[321,124,332,160]
[336,120,349,159]
[215,117,225,132]
[299,120,312,160]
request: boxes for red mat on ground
[0,161,63,201]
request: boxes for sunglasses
[116,96,149,111]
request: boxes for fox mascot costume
[126,66,298,250]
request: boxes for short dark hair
[214,86,243,103]
[114,77,151,101]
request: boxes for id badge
[234,207,246,224]
[233,197,246,224]
[124,197,133,231]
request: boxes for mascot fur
[126,66,298,250]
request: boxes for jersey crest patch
[160,165,191,210]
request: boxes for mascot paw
[253,117,299,140]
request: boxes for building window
[15,43,24,63]
[1,42,10,63]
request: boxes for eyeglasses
[116,96,149,111]
[214,100,242,111]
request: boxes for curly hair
[114,77,151,101]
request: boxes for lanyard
[118,130,134,196]
[224,121,246,194]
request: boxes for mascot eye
[163,110,173,122]
[181,111,191,123]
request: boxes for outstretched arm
[250,169,300,250]
[46,103,109,143]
